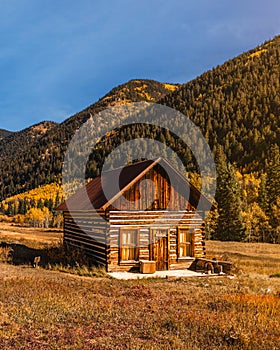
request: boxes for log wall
[107,210,205,272]
[63,210,109,267]
[62,209,206,272]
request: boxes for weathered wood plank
[64,241,107,265]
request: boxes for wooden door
[150,229,169,271]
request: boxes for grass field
[0,223,280,349]
[0,222,62,246]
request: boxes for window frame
[177,226,194,259]
[119,227,140,262]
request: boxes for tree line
[0,183,63,228]
[208,144,280,243]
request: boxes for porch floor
[108,269,224,280]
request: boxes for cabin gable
[106,164,193,212]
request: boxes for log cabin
[56,157,212,272]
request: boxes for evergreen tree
[37,198,44,209]
[214,146,246,241]
[265,144,280,242]
[258,174,268,212]
[7,201,14,216]
[265,144,280,205]
[18,199,25,214]
[204,203,218,240]
[55,191,61,209]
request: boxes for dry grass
[0,222,62,246]
[206,240,280,276]
[0,223,280,349]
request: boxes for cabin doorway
[150,228,169,271]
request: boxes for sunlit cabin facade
[56,158,211,272]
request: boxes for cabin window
[120,228,139,261]
[178,227,193,257]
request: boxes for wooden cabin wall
[107,167,193,212]
[107,210,205,272]
[107,225,150,272]
[169,226,205,270]
[63,210,109,267]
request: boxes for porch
[107,268,224,280]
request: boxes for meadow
[0,223,279,349]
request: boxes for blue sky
[0,0,279,131]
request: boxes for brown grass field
[0,223,279,349]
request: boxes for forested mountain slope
[0,129,13,140]
[0,121,57,160]
[0,80,179,200]
[161,35,280,171]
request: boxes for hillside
[0,121,57,161]
[82,36,280,179]
[0,80,178,199]
[161,36,280,171]
[0,128,13,140]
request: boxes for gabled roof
[56,157,212,211]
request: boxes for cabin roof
[56,157,212,211]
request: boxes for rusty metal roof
[56,157,212,211]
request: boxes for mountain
[0,129,13,141]
[83,36,279,175]
[0,36,279,201]
[160,35,280,171]
[0,121,57,161]
[0,80,179,199]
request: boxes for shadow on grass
[1,241,44,266]
[1,241,108,277]
[0,241,93,268]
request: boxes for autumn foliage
[0,183,63,228]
